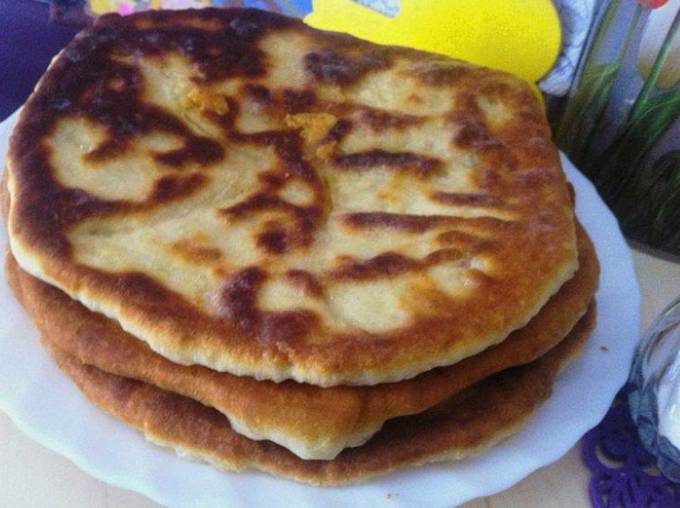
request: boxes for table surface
[2,3,680,506]
[1,246,678,508]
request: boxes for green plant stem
[601,12,680,213]
[652,186,680,245]
[554,0,621,152]
[582,0,622,75]
[579,4,643,168]
[634,152,680,209]
[627,10,680,125]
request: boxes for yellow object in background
[88,0,561,95]
[89,1,160,14]
[89,0,112,13]
[305,0,561,86]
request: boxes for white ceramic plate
[0,110,640,508]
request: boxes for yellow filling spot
[183,88,230,115]
[285,113,337,145]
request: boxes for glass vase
[629,296,680,481]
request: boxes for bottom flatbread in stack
[41,306,595,485]
[5,224,599,484]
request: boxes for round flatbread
[7,8,577,385]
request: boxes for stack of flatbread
[3,8,599,486]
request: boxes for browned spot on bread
[425,248,463,263]
[512,169,556,189]
[218,266,266,333]
[304,49,392,86]
[331,252,421,280]
[212,127,326,254]
[85,139,126,162]
[313,119,352,160]
[283,89,317,112]
[285,269,323,297]
[236,131,319,182]
[449,93,503,151]
[153,137,224,167]
[222,192,287,217]
[221,190,321,254]
[465,268,494,288]
[357,108,423,131]
[121,8,290,82]
[415,64,470,86]
[432,192,504,207]
[333,150,441,178]
[436,230,482,245]
[256,221,290,254]
[330,248,463,281]
[171,239,222,263]
[452,115,503,150]
[321,119,352,144]
[342,213,511,235]
[218,267,319,344]
[435,231,496,254]
[260,310,319,345]
[567,183,576,206]
[341,213,448,233]
[243,83,272,105]
[151,173,207,202]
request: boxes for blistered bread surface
[7,8,577,385]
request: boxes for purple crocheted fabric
[583,387,680,508]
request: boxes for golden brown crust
[42,305,596,485]
[7,8,577,385]
[5,225,597,459]
[1,170,9,224]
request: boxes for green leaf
[554,62,621,161]
[627,12,680,127]
[642,151,680,198]
[651,183,680,249]
[624,151,680,241]
[621,90,680,156]
[591,88,680,203]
